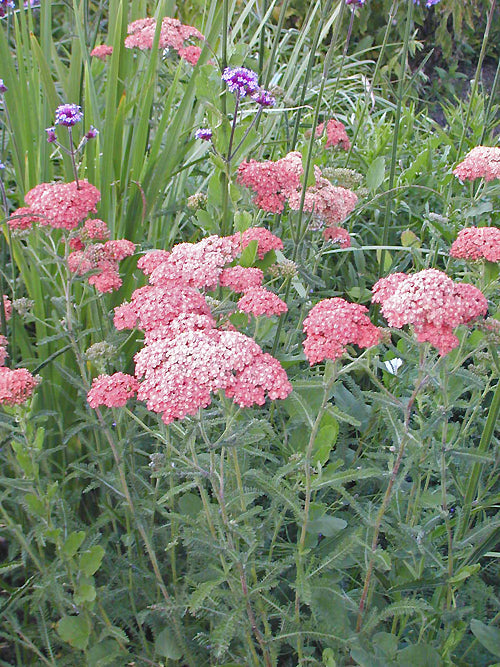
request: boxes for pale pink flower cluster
[303,298,380,365]
[89,232,293,422]
[124,17,204,65]
[12,180,101,231]
[235,227,284,259]
[322,225,351,247]
[70,218,110,250]
[237,151,303,213]
[0,367,38,405]
[237,287,288,317]
[450,226,500,262]
[87,372,140,408]
[372,269,488,355]
[453,146,500,182]
[288,167,358,226]
[90,44,113,60]
[68,239,135,293]
[2,296,12,321]
[316,118,351,150]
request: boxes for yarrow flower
[0,367,38,405]
[2,295,12,321]
[87,372,139,408]
[237,287,288,317]
[235,227,284,260]
[55,104,84,127]
[0,334,8,366]
[372,269,488,355]
[90,44,113,60]
[195,128,213,141]
[68,239,135,293]
[124,17,204,65]
[315,119,351,150]
[237,152,303,213]
[222,67,259,97]
[219,266,263,292]
[453,146,500,182]
[450,226,500,263]
[303,298,380,365]
[322,225,351,247]
[7,207,43,231]
[21,180,101,230]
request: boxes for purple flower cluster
[0,0,14,18]
[222,67,259,97]
[195,128,213,141]
[55,104,84,127]
[0,79,7,93]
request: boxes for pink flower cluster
[236,227,284,259]
[453,146,500,182]
[288,167,358,226]
[322,225,352,247]
[303,298,380,365]
[237,151,303,213]
[2,296,12,321]
[87,372,140,408]
[237,287,288,317]
[68,238,135,293]
[0,334,8,366]
[0,367,38,405]
[89,232,293,422]
[450,226,500,262]
[372,269,488,355]
[9,181,101,231]
[316,118,351,150]
[124,17,204,65]
[90,44,113,60]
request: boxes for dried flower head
[13,298,34,317]
[187,192,208,211]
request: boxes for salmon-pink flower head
[113,285,211,332]
[148,235,238,290]
[322,225,351,247]
[55,104,83,127]
[90,44,113,60]
[143,312,217,345]
[453,146,500,182]
[24,180,101,230]
[7,207,43,231]
[81,218,110,241]
[103,239,135,261]
[303,298,380,365]
[315,119,351,150]
[137,249,171,276]
[88,269,123,293]
[237,287,288,317]
[124,17,204,64]
[450,226,500,263]
[225,352,292,407]
[2,296,12,321]
[0,367,38,405]
[237,151,303,213]
[0,335,8,366]
[372,269,488,355]
[288,167,358,225]
[236,227,284,260]
[67,240,134,293]
[219,266,264,292]
[87,372,139,409]
[222,67,259,97]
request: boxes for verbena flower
[372,269,488,355]
[303,298,380,365]
[0,79,7,93]
[45,127,57,143]
[450,226,500,262]
[0,1,14,18]
[252,88,276,107]
[54,104,84,127]
[85,126,98,140]
[194,128,212,141]
[222,67,259,97]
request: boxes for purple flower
[45,127,57,143]
[0,79,7,94]
[222,67,259,97]
[85,126,99,140]
[0,1,14,18]
[195,128,213,141]
[346,0,365,5]
[252,88,276,107]
[0,162,5,170]
[54,104,84,127]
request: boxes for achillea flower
[450,226,500,262]
[88,269,123,293]
[303,298,380,365]
[316,119,351,150]
[237,151,303,213]
[195,128,213,141]
[7,207,43,231]
[237,287,288,317]
[67,239,134,293]
[87,372,139,408]
[219,266,264,292]
[0,367,38,405]
[103,239,135,261]
[288,167,358,225]
[148,235,238,291]
[225,352,292,407]
[372,269,488,355]
[2,296,12,321]
[55,104,83,127]
[124,17,204,64]
[81,218,110,241]
[0,334,8,366]
[235,227,284,259]
[322,225,351,247]
[90,44,113,60]
[222,67,259,97]
[137,249,171,275]
[25,180,101,230]
[453,146,500,182]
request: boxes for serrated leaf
[366,156,385,192]
[56,614,91,651]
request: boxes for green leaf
[307,515,347,536]
[79,546,105,577]
[62,531,86,558]
[87,639,125,667]
[448,564,480,585]
[400,230,421,248]
[24,493,45,516]
[195,209,218,233]
[74,579,96,605]
[234,210,252,233]
[56,614,91,651]
[239,240,258,267]
[397,644,442,666]
[312,422,339,466]
[155,628,183,659]
[366,156,385,192]
[470,619,500,658]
